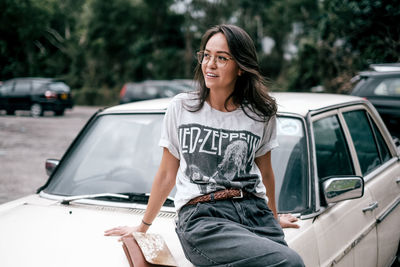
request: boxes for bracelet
[141,219,152,226]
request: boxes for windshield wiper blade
[60,192,174,207]
[60,193,129,205]
[119,193,175,207]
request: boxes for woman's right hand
[104,224,149,241]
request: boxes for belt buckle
[232,189,243,199]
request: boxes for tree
[81,0,186,88]
[0,0,51,79]
[321,0,400,66]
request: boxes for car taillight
[120,84,127,98]
[45,90,57,99]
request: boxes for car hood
[0,195,192,267]
[0,195,314,267]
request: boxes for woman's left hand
[278,213,300,229]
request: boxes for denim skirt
[176,195,304,267]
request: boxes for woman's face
[201,33,241,94]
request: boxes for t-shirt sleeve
[255,115,279,157]
[158,98,180,159]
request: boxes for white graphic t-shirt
[159,93,278,211]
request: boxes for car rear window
[32,80,50,91]
[373,78,400,96]
[48,82,70,92]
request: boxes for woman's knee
[282,247,304,267]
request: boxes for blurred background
[1,0,399,106]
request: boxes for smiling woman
[105,24,304,267]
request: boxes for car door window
[373,78,400,96]
[370,116,391,163]
[14,81,31,93]
[1,81,14,93]
[32,80,49,93]
[343,110,383,175]
[313,115,354,179]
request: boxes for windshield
[44,113,308,212]
[45,114,167,197]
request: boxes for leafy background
[1,0,399,105]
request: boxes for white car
[0,93,399,267]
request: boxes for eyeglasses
[197,51,234,67]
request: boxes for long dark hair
[189,24,277,122]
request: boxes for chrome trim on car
[308,100,367,118]
[337,110,362,176]
[377,197,400,223]
[362,201,379,213]
[363,157,399,183]
[323,176,364,204]
[307,111,321,214]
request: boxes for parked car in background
[119,79,195,104]
[0,77,74,117]
[351,64,400,138]
[0,93,399,267]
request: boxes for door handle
[396,177,400,184]
[362,201,378,212]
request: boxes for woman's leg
[176,198,304,267]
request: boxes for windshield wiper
[60,193,129,205]
[60,192,174,207]
[120,193,175,207]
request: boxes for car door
[9,80,32,109]
[0,80,14,109]
[311,110,378,267]
[341,106,400,267]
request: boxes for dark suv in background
[119,79,195,104]
[351,64,400,138]
[0,77,74,117]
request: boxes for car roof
[358,71,400,78]
[369,63,400,72]
[103,92,363,117]
[4,77,60,83]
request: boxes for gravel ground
[0,106,100,204]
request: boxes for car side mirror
[45,159,59,176]
[322,176,364,204]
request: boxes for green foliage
[1,0,399,104]
[0,0,50,78]
[82,0,185,88]
[321,0,400,66]
[72,86,119,106]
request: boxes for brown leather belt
[185,188,250,206]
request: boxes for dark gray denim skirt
[176,195,304,267]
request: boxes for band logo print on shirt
[178,123,261,194]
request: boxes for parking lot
[0,106,99,204]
